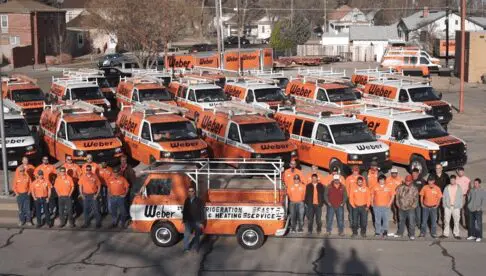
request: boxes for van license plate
[8,161,18,166]
[441,161,448,167]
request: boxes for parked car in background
[98,53,128,68]
[224,36,250,45]
[190,43,213,53]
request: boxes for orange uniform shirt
[322,175,345,187]
[107,176,130,196]
[54,175,74,197]
[287,184,305,202]
[305,171,326,185]
[98,167,114,186]
[367,170,379,189]
[15,164,35,181]
[81,162,99,176]
[63,163,82,181]
[282,168,304,186]
[30,179,50,198]
[13,173,31,194]
[312,184,319,204]
[420,184,443,207]
[345,174,364,193]
[372,183,395,207]
[349,185,371,207]
[34,164,57,185]
[78,174,101,195]
[386,176,403,190]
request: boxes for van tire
[236,225,264,250]
[151,221,179,247]
[329,159,344,175]
[409,155,428,178]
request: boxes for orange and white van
[1,75,46,124]
[183,69,227,88]
[63,69,117,104]
[39,101,123,164]
[274,103,391,174]
[285,78,360,107]
[115,101,208,164]
[129,68,173,86]
[246,70,290,90]
[362,79,453,127]
[196,102,297,165]
[131,159,287,249]
[381,48,440,76]
[351,68,396,88]
[384,47,440,64]
[47,77,111,112]
[355,107,467,176]
[168,79,230,121]
[223,80,287,110]
[115,76,175,109]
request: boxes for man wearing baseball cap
[322,167,345,187]
[419,175,443,238]
[366,161,380,189]
[386,168,403,224]
[345,165,363,226]
[394,175,419,240]
[324,175,347,236]
[349,176,370,237]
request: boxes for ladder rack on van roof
[247,69,285,78]
[131,100,187,117]
[208,101,272,117]
[361,105,425,117]
[298,67,346,78]
[2,74,37,86]
[278,102,350,119]
[300,75,351,85]
[3,98,24,115]
[359,94,431,111]
[370,77,430,87]
[62,69,104,77]
[52,76,98,86]
[48,100,105,116]
[234,77,278,85]
[354,68,394,76]
[180,76,217,85]
[119,76,162,85]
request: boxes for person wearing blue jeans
[419,176,442,238]
[371,175,394,237]
[79,165,102,228]
[324,177,347,236]
[467,178,486,242]
[394,175,419,239]
[107,169,130,228]
[287,175,306,232]
[411,168,425,228]
[82,195,102,228]
[326,205,344,235]
[13,166,32,226]
[183,187,205,252]
[31,171,52,228]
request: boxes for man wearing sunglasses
[182,187,205,253]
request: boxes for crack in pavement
[197,236,219,276]
[312,246,327,275]
[429,240,464,276]
[0,228,24,250]
[47,239,161,274]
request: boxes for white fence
[297,44,378,62]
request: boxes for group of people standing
[283,160,486,242]
[12,154,136,229]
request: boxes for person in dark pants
[411,168,425,228]
[54,167,75,228]
[431,164,450,226]
[79,165,102,228]
[182,186,205,252]
[324,176,347,236]
[13,166,32,226]
[31,171,52,228]
[304,174,325,234]
[419,176,443,238]
[119,155,136,220]
[394,175,419,240]
[467,178,486,242]
[349,177,371,237]
[34,156,58,219]
[107,168,129,228]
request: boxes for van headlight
[26,145,35,151]
[252,153,262,158]
[348,154,359,160]
[429,150,438,160]
[74,150,86,157]
[200,149,207,155]
[385,150,389,157]
[291,150,297,156]
[115,147,122,153]
[162,151,172,158]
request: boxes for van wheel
[236,225,264,250]
[329,159,344,175]
[151,221,179,247]
[409,156,427,178]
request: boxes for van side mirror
[354,91,362,100]
[196,128,203,137]
[438,92,443,100]
[397,130,407,140]
[245,97,252,103]
[284,130,290,140]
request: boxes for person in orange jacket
[345,165,362,225]
[283,160,304,187]
[81,154,99,176]
[107,168,130,228]
[13,166,32,226]
[35,156,58,218]
[78,165,102,228]
[366,161,380,189]
[305,165,325,185]
[372,175,396,237]
[287,174,306,232]
[349,176,371,237]
[15,157,35,181]
[31,170,52,228]
[98,162,114,215]
[419,175,443,238]
[62,155,83,217]
[54,167,75,228]
[386,168,403,224]
[322,167,346,187]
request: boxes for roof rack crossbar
[131,100,187,116]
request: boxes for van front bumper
[275,217,290,237]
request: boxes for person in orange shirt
[78,165,102,228]
[35,156,58,218]
[386,168,403,224]
[322,167,346,187]
[349,176,370,237]
[15,157,35,180]
[81,154,99,176]
[54,167,75,228]
[98,162,114,215]
[304,174,325,234]
[345,165,362,226]
[107,168,130,228]
[62,155,83,217]
[366,161,380,189]
[305,165,325,185]
[13,166,32,226]
[419,175,443,238]
[282,160,304,187]
[372,175,395,237]
[287,174,305,232]
[31,171,52,228]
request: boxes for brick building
[0,0,66,67]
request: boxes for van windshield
[151,121,198,142]
[12,89,45,102]
[408,87,440,102]
[71,87,105,100]
[5,119,31,137]
[330,123,376,144]
[240,122,287,144]
[67,120,114,140]
[407,118,448,140]
[326,87,357,102]
[139,88,172,101]
[196,89,228,102]
[253,88,285,102]
[275,78,289,89]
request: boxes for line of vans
[115,76,175,108]
[223,80,287,110]
[62,69,116,105]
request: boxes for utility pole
[216,0,222,61]
[57,0,64,64]
[323,0,327,33]
[219,0,225,53]
[236,0,241,76]
[0,64,8,196]
[290,0,294,28]
[459,0,466,113]
[445,0,450,67]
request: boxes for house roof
[59,0,87,9]
[321,32,349,38]
[400,10,446,31]
[349,25,399,41]
[66,10,93,29]
[0,0,62,13]
[327,5,353,21]
[468,16,486,28]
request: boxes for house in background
[38,0,86,22]
[326,5,372,34]
[349,24,400,61]
[0,0,66,67]
[221,14,277,42]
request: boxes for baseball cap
[331,167,339,173]
[405,175,413,182]
[391,168,398,173]
[378,175,386,181]
[333,174,340,180]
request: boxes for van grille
[172,150,201,159]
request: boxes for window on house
[1,15,7,29]
[9,36,19,46]
[261,25,265,33]
[455,20,458,25]
[77,33,84,48]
